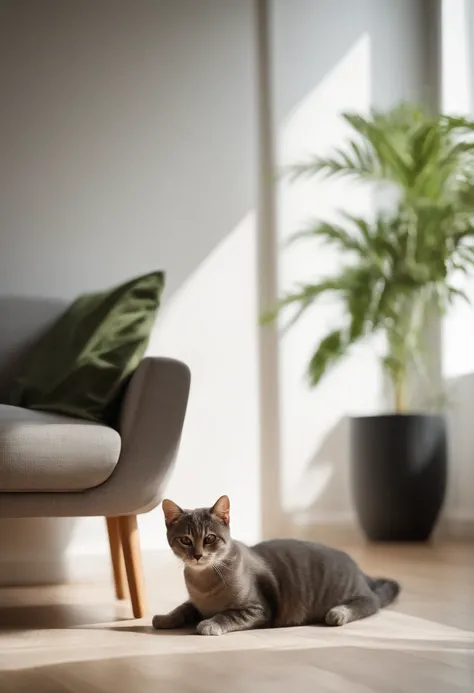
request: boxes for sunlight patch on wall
[141,212,259,549]
[275,34,381,520]
[441,0,470,116]
[441,0,474,379]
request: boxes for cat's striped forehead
[173,508,218,536]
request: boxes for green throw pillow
[8,271,164,426]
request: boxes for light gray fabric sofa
[0,296,191,618]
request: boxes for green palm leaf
[289,220,365,252]
[262,102,474,408]
[288,150,378,182]
[260,279,342,327]
[308,330,345,386]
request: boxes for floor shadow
[105,624,193,636]
[0,602,130,630]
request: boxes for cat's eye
[204,533,216,545]
[179,536,192,546]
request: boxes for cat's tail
[365,575,401,607]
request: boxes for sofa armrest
[0,357,191,518]
[113,356,191,514]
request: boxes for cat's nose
[194,553,203,561]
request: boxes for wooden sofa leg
[118,514,147,618]
[106,517,127,601]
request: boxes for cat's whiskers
[212,562,229,588]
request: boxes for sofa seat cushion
[0,405,121,492]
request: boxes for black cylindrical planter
[350,414,447,542]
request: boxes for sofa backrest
[0,296,65,402]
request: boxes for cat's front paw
[325,605,351,627]
[196,619,223,636]
[152,614,174,630]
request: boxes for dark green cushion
[7,271,164,426]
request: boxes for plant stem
[394,376,405,414]
[388,334,407,414]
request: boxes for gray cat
[152,495,400,636]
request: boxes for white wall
[267,0,459,533]
[0,0,259,582]
[440,0,474,529]
[271,3,376,528]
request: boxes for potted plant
[263,104,474,541]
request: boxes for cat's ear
[210,495,230,525]
[162,499,183,526]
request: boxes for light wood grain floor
[0,542,473,692]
